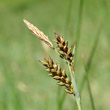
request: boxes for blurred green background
[0,0,110,110]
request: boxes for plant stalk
[74,0,84,62]
[68,63,82,110]
[82,58,96,110]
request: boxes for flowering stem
[55,47,82,110]
[68,63,82,110]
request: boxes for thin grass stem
[79,0,108,93]
[87,78,96,110]
[68,63,82,110]
[80,21,105,93]
[58,92,66,110]
[82,58,96,110]
[74,0,84,62]
[64,0,73,36]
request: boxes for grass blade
[82,58,96,110]
[64,0,73,36]
[79,0,108,93]
[80,21,105,93]
[68,63,82,110]
[74,0,84,61]
[57,91,66,110]
[87,78,96,110]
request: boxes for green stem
[58,92,66,110]
[57,87,61,110]
[74,0,84,62]
[64,0,73,36]
[68,63,82,110]
[87,78,96,110]
[55,48,82,110]
[82,58,96,110]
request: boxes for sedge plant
[23,19,82,110]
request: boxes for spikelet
[23,19,55,50]
[39,56,74,95]
[54,33,75,63]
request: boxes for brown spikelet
[23,19,55,50]
[39,56,74,95]
[54,33,74,63]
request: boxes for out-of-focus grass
[0,0,110,110]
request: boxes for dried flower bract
[23,19,55,50]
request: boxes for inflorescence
[23,19,75,95]
[40,56,74,94]
[54,33,74,64]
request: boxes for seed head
[54,33,74,63]
[40,56,74,95]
